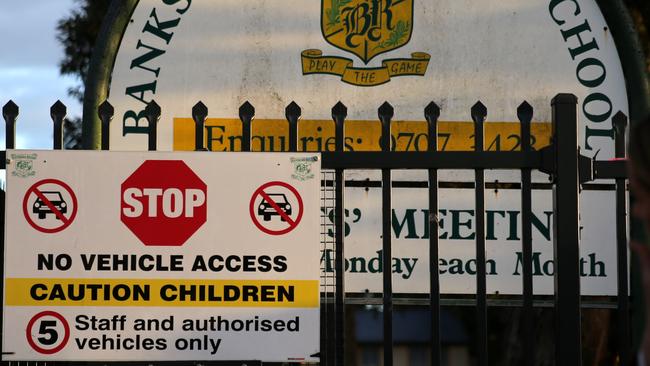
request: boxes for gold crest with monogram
[302,0,430,86]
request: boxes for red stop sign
[121,160,207,246]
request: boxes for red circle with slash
[23,179,77,233]
[249,181,304,235]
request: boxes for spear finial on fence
[145,100,161,151]
[517,101,533,151]
[51,100,67,150]
[424,102,440,152]
[378,101,394,152]
[471,101,487,152]
[239,101,255,152]
[98,100,114,151]
[3,100,18,149]
[286,101,301,152]
[192,101,208,151]
[332,101,347,152]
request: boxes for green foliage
[326,0,352,29]
[56,0,109,102]
[56,0,109,149]
[374,21,410,50]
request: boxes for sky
[0,0,82,150]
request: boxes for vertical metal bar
[3,100,18,149]
[98,100,114,151]
[613,111,629,366]
[332,101,347,366]
[192,101,208,151]
[50,100,67,150]
[551,93,581,365]
[424,101,441,366]
[0,101,12,366]
[471,101,487,366]
[239,101,254,152]
[286,101,301,152]
[518,101,535,365]
[145,100,161,152]
[378,101,394,366]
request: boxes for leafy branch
[373,20,410,50]
[325,0,352,29]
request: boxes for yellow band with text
[5,278,320,308]
[301,49,430,86]
[173,118,552,153]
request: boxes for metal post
[98,100,114,151]
[424,101,441,366]
[145,100,161,151]
[0,101,14,366]
[286,102,301,152]
[332,101,347,366]
[3,100,18,149]
[613,110,629,365]
[518,101,535,364]
[51,100,67,150]
[239,101,254,152]
[551,93,581,365]
[378,101,394,366]
[471,101,488,366]
[192,101,208,151]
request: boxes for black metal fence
[0,93,631,365]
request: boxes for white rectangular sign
[3,150,321,362]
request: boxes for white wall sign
[3,150,321,362]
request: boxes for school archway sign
[82,0,649,296]
[84,0,648,155]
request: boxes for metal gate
[0,92,630,365]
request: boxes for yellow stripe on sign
[5,278,319,308]
[173,118,551,152]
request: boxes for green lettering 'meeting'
[392,209,419,239]
[390,208,552,241]
[531,211,552,241]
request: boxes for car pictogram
[33,191,67,219]
[258,193,292,221]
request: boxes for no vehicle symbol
[26,311,70,354]
[23,179,77,233]
[249,181,303,235]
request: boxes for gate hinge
[579,154,593,184]
[538,146,554,176]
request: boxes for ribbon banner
[301,49,431,86]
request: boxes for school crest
[302,0,430,86]
[290,156,317,181]
[322,0,413,63]
[10,153,37,178]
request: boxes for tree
[56,0,109,149]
